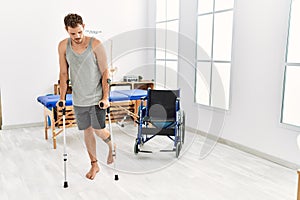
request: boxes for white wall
[224,0,300,166]
[178,0,300,166]
[2,0,300,167]
[0,0,151,128]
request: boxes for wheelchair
[134,89,185,158]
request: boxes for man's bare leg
[84,126,100,180]
[94,128,114,164]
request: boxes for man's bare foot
[107,144,116,165]
[86,161,100,180]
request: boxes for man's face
[66,24,85,44]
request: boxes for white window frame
[195,0,235,110]
[155,0,180,89]
[281,0,300,127]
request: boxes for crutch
[58,80,69,188]
[59,101,68,188]
[99,79,119,181]
[99,102,119,181]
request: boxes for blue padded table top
[109,91,131,101]
[109,89,147,102]
[37,94,73,109]
[37,89,147,109]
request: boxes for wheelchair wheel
[175,141,181,158]
[134,139,139,155]
[181,111,186,144]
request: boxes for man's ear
[65,26,68,32]
[82,24,85,29]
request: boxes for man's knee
[94,128,106,134]
[94,128,109,139]
[84,126,94,134]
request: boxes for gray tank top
[66,37,103,106]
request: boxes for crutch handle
[58,101,64,107]
[99,102,110,113]
[99,102,104,108]
[58,100,66,115]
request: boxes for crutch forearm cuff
[103,135,111,143]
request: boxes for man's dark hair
[64,13,83,28]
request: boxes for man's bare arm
[58,40,69,101]
[101,68,110,100]
[93,39,109,106]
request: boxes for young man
[58,13,113,180]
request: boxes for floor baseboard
[1,122,44,130]
[186,126,300,170]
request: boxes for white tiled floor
[0,124,297,200]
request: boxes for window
[155,0,179,89]
[196,0,234,110]
[281,0,300,127]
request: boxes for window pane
[156,23,166,59]
[156,0,166,22]
[215,0,234,11]
[287,0,300,63]
[156,50,165,60]
[167,0,179,20]
[198,0,214,14]
[165,61,178,89]
[196,62,211,106]
[213,11,233,61]
[155,0,179,90]
[155,60,166,88]
[197,15,213,60]
[282,65,300,126]
[211,62,231,109]
[166,20,179,60]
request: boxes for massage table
[37,89,147,149]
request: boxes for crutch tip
[114,174,119,181]
[63,181,68,188]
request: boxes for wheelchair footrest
[139,150,153,153]
[141,128,175,136]
[160,149,175,152]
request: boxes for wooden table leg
[297,170,300,200]
[51,116,56,149]
[44,111,48,140]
